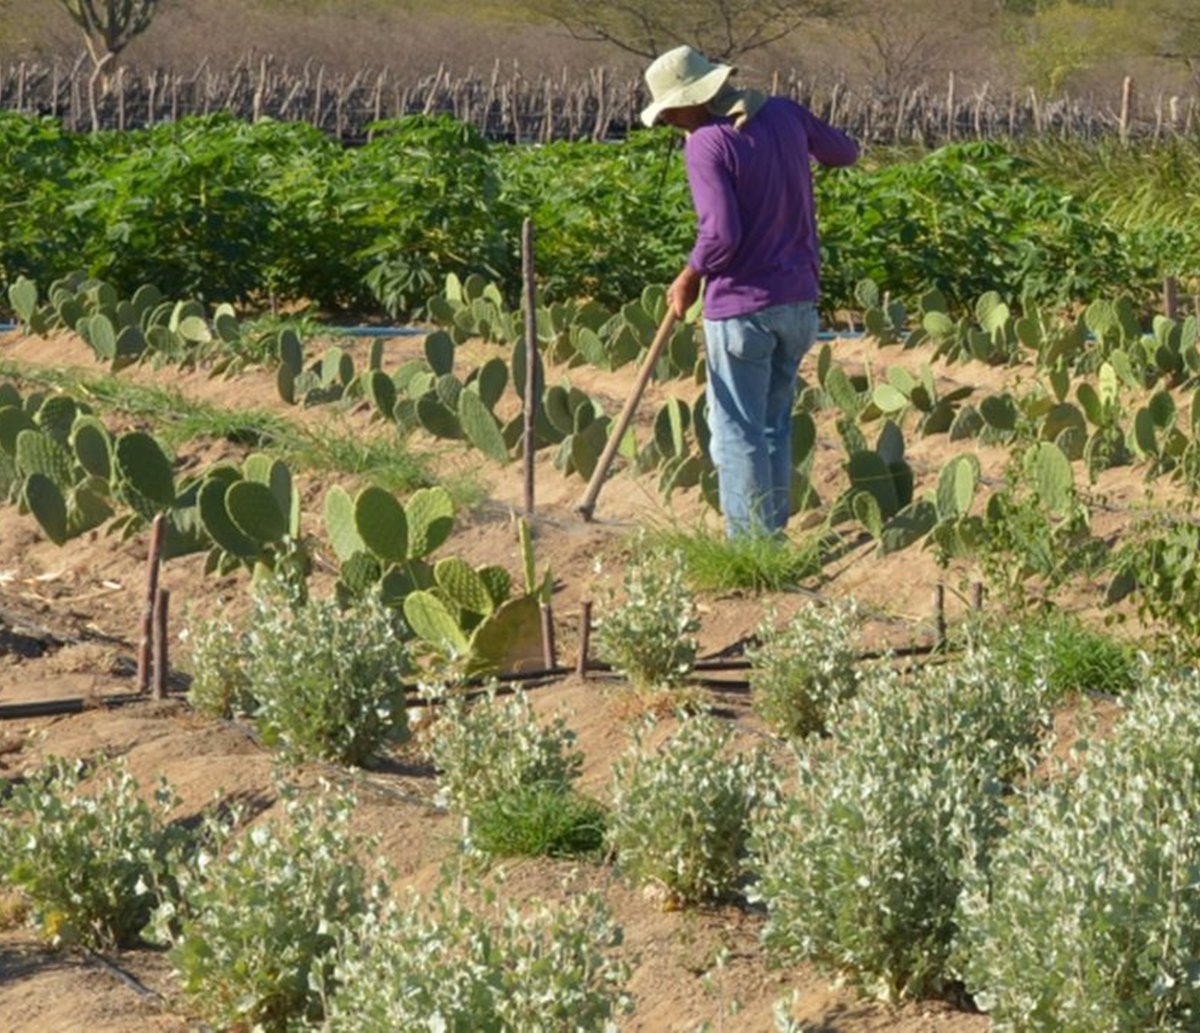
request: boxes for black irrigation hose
[81,946,218,1033]
[0,691,167,721]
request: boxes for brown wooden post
[137,514,167,694]
[934,582,947,648]
[1119,76,1134,144]
[971,582,985,612]
[522,218,538,520]
[576,600,593,678]
[152,588,170,700]
[1164,276,1180,320]
[540,602,556,670]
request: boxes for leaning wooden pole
[522,218,538,521]
[576,310,676,521]
[136,513,167,695]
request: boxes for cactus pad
[405,486,454,558]
[323,485,366,562]
[354,485,408,562]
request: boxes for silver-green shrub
[746,599,861,738]
[750,651,1056,999]
[195,582,413,767]
[0,758,187,948]
[147,783,379,1033]
[956,674,1200,1031]
[321,875,631,1031]
[423,685,583,814]
[593,546,700,691]
[608,713,775,905]
[184,611,255,718]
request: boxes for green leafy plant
[955,674,1200,1030]
[750,652,1057,999]
[593,544,700,692]
[642,522,821,593]
[147,782,380,1033]
[747,600,862,739]
[975,441,1107,607]
[1111,511,1200,660]
[963,609,1137,699]
[188,579,413,766]
[321,873,630,1031]
[247,584,412,766]
[183,610,254,718]
[467,785,607,860]
[608,713,775,905]
[0,758,187,948]
[423,685,582,815]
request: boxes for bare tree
[59,0,167,129]
[523,0,844,61]
[843,0,1003,91]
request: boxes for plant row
[1,112,1193,321]
[4,588,1190,1032]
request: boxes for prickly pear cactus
[404,486,454,559]
[458,389,509,463]
[114,431,175,517]
[14,429,74,489]
[434,557,494,616]
[354,485,408,563]
[226,480,288,544]
[403,590,469,657]
[198,478,258,559]
[322,485,364,562]
[23,473,69,545]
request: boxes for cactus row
[7,272,251,376]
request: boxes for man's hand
[667,265,701,320]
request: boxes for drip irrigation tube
[0,322,865,341]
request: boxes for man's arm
[802,108,859,168]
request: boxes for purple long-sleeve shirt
[684,96,858,319]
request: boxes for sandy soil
[0,321,1150,1032]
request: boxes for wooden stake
[522,218,538,520]
[1119,75,1134,144]
[540,602,556,670]
[576,600,593,678]
[1164,276,1180,320]
[934,583,947,648]
[971,582,985,612]
[152,588,170,700]
[136,514,167,694]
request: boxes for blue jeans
[704,301,819,538]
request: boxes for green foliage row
[1,112,1194,321]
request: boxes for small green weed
[964,609,1137,700]
[468,784,608,860]
[641,523,821,593]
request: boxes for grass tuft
[640,522,821,593]
[468,785,608,860]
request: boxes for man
[641,45,859,538]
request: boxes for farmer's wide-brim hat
[640,45,735,127]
